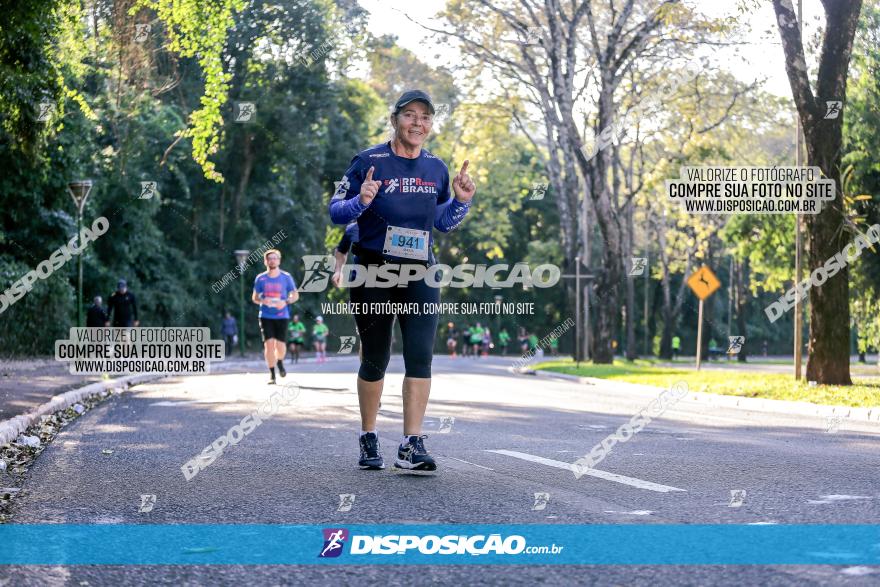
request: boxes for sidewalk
[0,353,295,423]
[0,359,103,423]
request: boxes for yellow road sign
[687,265,721,300]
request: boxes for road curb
[0,373,168,448]
[532,369,880,423]
[0,356,338,447]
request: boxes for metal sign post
[686,265,721,371]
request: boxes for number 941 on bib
[383,225,429,260]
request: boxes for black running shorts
[350,251,439,381]
[259,318,289,342]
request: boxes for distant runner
[497,327,510,356]
[461,324,472,358]
[252,249,298,384]
[518,327,529,353]
[469,322,485,358]
[312,316,329,363]
[287,313,306,363]
[445,321,458,357]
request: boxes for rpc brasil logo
[318,528,562,557]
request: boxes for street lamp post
[493,294,503,353]
[234,250,250,357]
[561,257,596,365]
[67,180,93,327]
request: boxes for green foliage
[134,0,246,182]
[0,0,379,354]
[0,0,72,152]
[844,0,880,357]
[0,257,74,355]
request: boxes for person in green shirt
[527,332,539,352]
[497,328,511,356]
[313,316,329,363]
[549,335,559,356]
[672,335,681,360]
[287,314,307,363]
[469,322,485,358]
[708,338,719,361]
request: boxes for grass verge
[534,359,880,408]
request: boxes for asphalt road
[3,355,879,586]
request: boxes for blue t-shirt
[328,142,470,260]
[253,270,297,319]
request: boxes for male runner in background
[105,279,139,327]
[252,249,298,384]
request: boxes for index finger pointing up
[459,160,469,176]
[365,166,375,182]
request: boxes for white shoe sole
[394,459,437,471]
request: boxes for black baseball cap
[393,90,435,115]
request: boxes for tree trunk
[648,279,662,356]
[219,183,226,248]
[578,84,624,364]
[735,258,750,363]
[772,0,861,385]
[659,310,674,360]
[233,131,254,229]
[624,184,637,360]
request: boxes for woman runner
[329,89,475,471]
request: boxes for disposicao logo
[319,528,349,558]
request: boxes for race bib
[383,225,429,260]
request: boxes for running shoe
[277,361,286,378]
[358,432,385,470]
[394,435,437,471]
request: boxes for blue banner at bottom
[0,524,878,565]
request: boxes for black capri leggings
[350,258,440,381]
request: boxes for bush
[0,255,75,356]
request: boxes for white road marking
[807,494,873,504]
[149,400,235,406]
[486,449,687,493]
[443,456,494,471]
[604,510,653,516]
